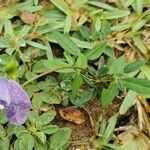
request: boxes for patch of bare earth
[53,98,121,149]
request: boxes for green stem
[22,66,97,87]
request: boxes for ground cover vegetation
[0,0,150,149]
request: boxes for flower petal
[0,77,11,106]
[7,80,31,125]
[6,104,31,125]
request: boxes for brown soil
[53,98,121,149]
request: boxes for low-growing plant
[0,0,150,149]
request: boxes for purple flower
[0,77,31,125]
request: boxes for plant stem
[22,66,97,87]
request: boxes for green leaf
[41,125,58,135]
[85,42,106,60]
[0,36,11,48]
[64,52,74,65]
[33,91,61,105]
[122,78,150,94]
[18,133,34,150]
[132,17,150,32]
[4,20,14,35]
[0,110,8,124]
[44,41,53,60]
[71,37,93,49]
[119,90,137,114]
[103,115,117,143]
[79,24,92,35]
[0,125,6,138]
[13,126,26,137]
[50,128,71,149]
[0,21,4,32]
[117,78,125,91]
[124,0,134,8]
[109,56,126,75]
[0,139,9,150]
[135,0,143,15]
[95,17,101,32]
[28,111,39,124]
[34,139,47,150]
[101,83,119,108]
[32,94,42,109]
[124,60,146,73]
[100,20,111,40]
[71,73,83,97]
[33,0,38,6]
[34,132,46,144]
[51,31,81,56]
[64,15,72,33]
[76,14,87,27]
[20,51,31,63]
[38,81,53,90]
[6,124,16,137]
[99,117,107,135]
[18,25,31,39]
[25,72,37,81]
[38,22,64,34]
[102,10,130,19]
[111,22,132,31]
[132,36,148,54]
[49,0,70,15]
[98,67,108,78]
[60,79,72,91]
[0,1,42,20]
[37,22,64,34]
[70,89,94,107]
[115,129,150,150]
[141,65,150,80]
[88,1,116,10]
[103,46,115,58]
[73,0,88,8]
[105,143,122,150]
[44,59,73,73]
[26,40,48,51]
[32,60,48,73]
[37,110,56,127]
[6,60,17,79]
[43,9,65,20]
[80,26,90,40]
[76,53,87,69]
